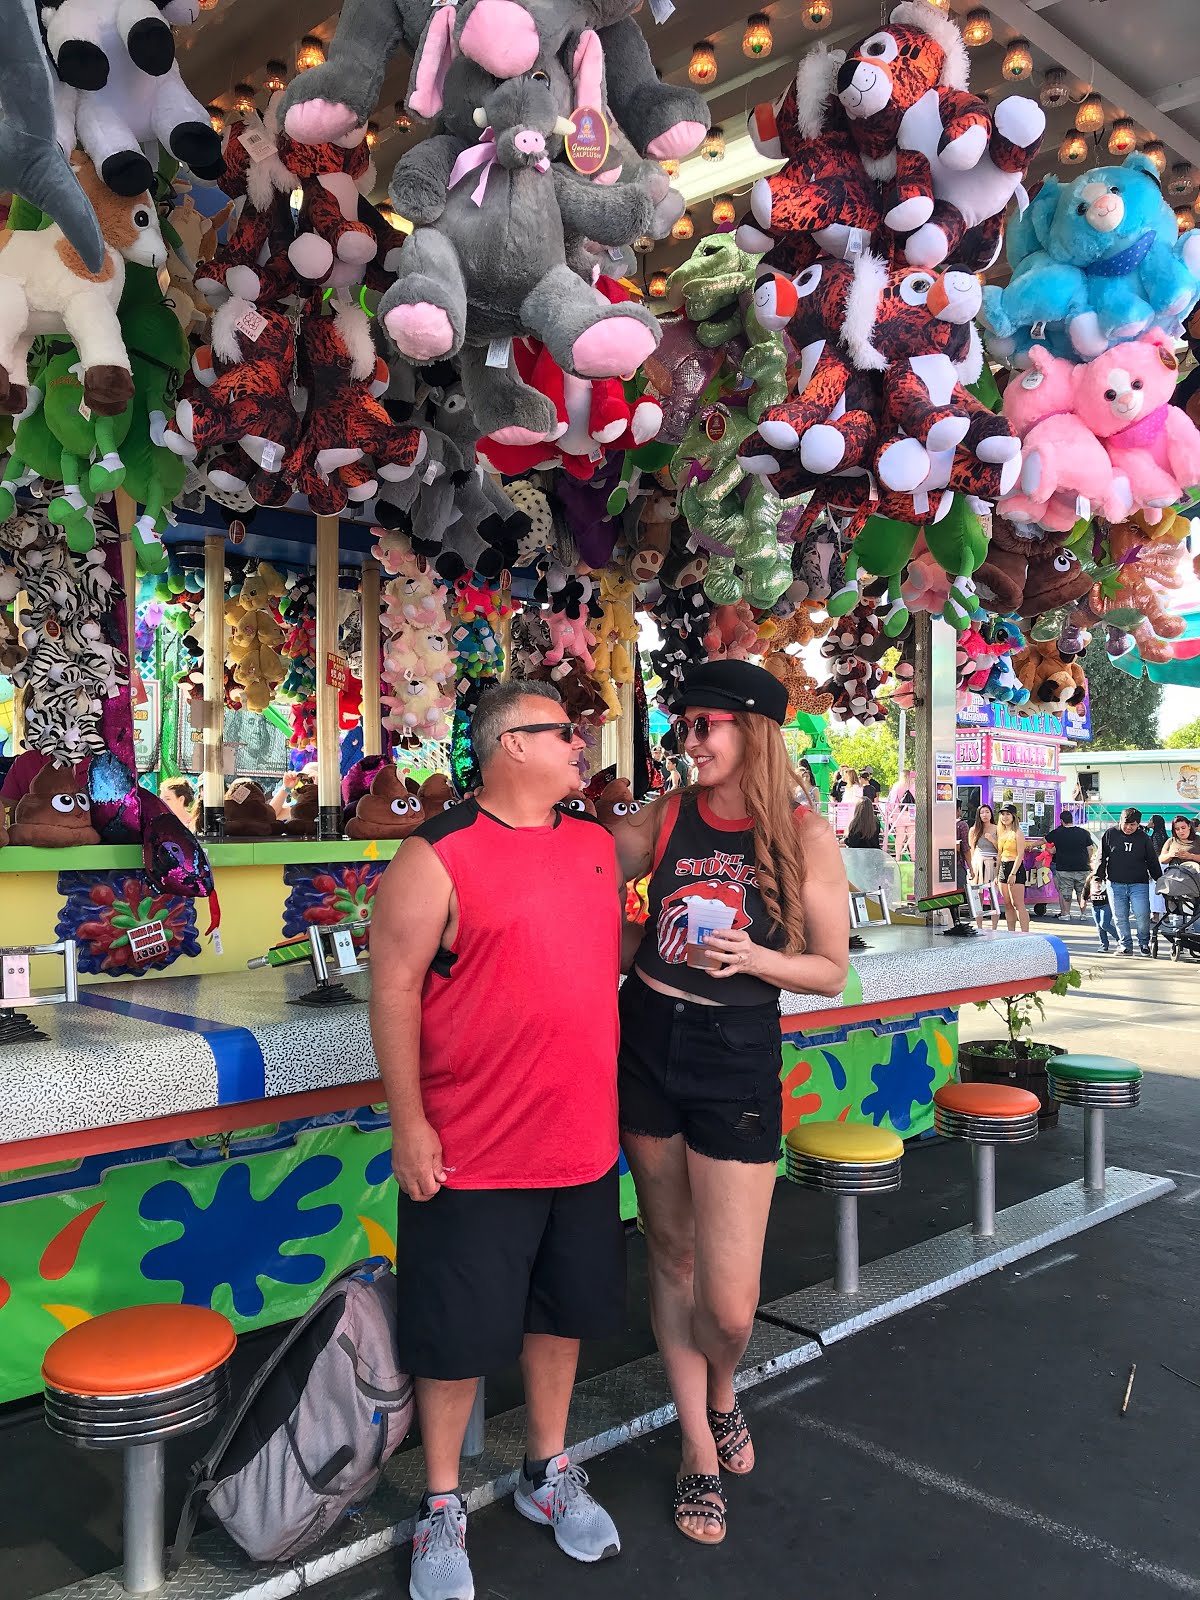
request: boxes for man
[369,682,625,1600]
[862,766,881,803]
[1097,806,1162,956]
[1045,813,1096,921]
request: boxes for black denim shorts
[618,972,783,1164]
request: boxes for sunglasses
[673,712,737,741]
[500,721,578,743]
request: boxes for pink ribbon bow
[449,128,498,206]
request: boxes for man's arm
[369,837,453,1201]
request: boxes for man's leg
[1132,882,1152,950]
[520,1332,579,1460]
[1111,882,1133,950]
[416,1378,481,1493]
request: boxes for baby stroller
[1153,863,1200,960]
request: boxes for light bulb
[394,104,412,132]
[1107,117,1137,156]
[1175,206,1196,233]
[633,235,654,254]
[660,158,680,179]
[1075,93,1104,133]
[262,60,288,95]
[712,195,736,229]
[688,40,717,85]
[648,272,669,300]
[297,35,326,71]
[1040,67,1070,109]
[1142,139,1167,174]
[207,104,225,135]
[802,0,831,30]
[1168,162,1196,199]
[365,121,379,149]
[742,13,773,58]
[1002,38,1032,81]
[671,213,695,241]
[701,125,725,162]
[1059,131,1088,166]
[233,82,255,115]
[923,0,949,10]
[963,8,992,47]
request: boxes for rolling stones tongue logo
[657,882,751,966]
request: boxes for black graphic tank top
[636,792,784,1007]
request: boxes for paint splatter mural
[282,863,384,941]
[56,872,201,975]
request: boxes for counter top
[0,839,405,873]
[0,927,1068,1159]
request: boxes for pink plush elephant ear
[408,4,457,120]
[572,29,605,110]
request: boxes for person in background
[1085,868,1119,953]
[159,777,198,830]
[843,798,881,850]
[840,769,864,806]
[956,809,972,894]
[1148,814,1169,854]
[798,758,816,794]
[612,661,848,1549]
[968,804,1000,932]
[830,767,847,804]
[271,760,318,819]
[996,803,1030,933]
[1159,815,1200,867]
[1097,806,1162,957]
[1044,814,1096,921]
[861,766,881,802]
[370,682,625,1600]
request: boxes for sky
[1159,682,1200,738]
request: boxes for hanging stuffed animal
[44,0,222,196]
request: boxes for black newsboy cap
[671,660,789,724]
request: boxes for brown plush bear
[9,763,100,847]
[1013,639,1087,713]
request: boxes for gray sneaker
[410,1493,473,1600]
[514,1453,621,1562]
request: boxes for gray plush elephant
[279,0,708,162]
[379,61,659,441]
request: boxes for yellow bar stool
[43,1304,235,1594]
[785,1122,904,1292]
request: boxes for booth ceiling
[180,0,1200,280]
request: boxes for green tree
[828,722,899,791]
[1164,716,1200,749]
[1081,634,1163,751]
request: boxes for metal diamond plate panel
[759,1168,1174,1345]
[35,1326,820,1600]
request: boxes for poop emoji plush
[595,778,642,830]
[418,773,457,821]
[223,780,284,839]
[9,762,99,846]
[345,766,425,840]
[284,776,319,837]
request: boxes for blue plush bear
[980,154,1200,363]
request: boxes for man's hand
[393,1118,448,1202]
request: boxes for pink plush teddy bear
[1073,331,1200,525]
[999,345,1133,532]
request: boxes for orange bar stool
[933,1081,1040,1238]
[785,1122,904,1292]
[43,1304,235,1595]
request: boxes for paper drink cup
[685,897,737,970]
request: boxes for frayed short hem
[619,1123,680,1144]
[682,1139,782,1166]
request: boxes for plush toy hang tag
[566,106,610,175]
[259,442,284,473]
[845,228,869,258]
[1030,320,1047,340]
[648,0,675,20]
[238,114,276,164]
[486,336,512,369]
[235,306,269,342]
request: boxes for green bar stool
[785,1122,904,1292]
[1046,1054,1142,1193]
[933,1082,1040,1237]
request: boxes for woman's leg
[623,1131,723,1541]
[686,1148,777,1463]
[1012,880,1029,932]
[1001,872,1017,931]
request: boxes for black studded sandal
[707,1398,754,1474]
[674,1473,726,1546]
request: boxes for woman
[1148,814,1170,854]
[968,804,1000,932]
[1158,815,1200,866]
[840,768,865,806]
[996,803,1030,932]
[159,777,198,830]
[612,661,848,1548]
[843,797,881,850]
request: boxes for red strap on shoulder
[651,793,683,874]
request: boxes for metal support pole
[360,559,381,759]
[834,1194,860,1294]
[122,1441,165,1595]
[1083,1105,1106,1193]
[200,534,225,839]
[912,614,959,901]
[315,517,342,840]
[462,1378,485,1459]
[971,1143,996,1238]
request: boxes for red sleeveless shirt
[415,800,621,1189]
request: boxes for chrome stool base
[1047,1075,1141,1193]
[786,1153,902,1294]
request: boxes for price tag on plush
[238,115,276,164]
[128,920,169,964]
[566,106,609,175]
[485,336,512,369]
[234,307,269,342]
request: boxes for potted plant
[958,969,1082,1125]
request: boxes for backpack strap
[168,1257,390,1574]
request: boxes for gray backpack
[172,1257,413,1567]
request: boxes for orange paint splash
[40,1202,104,1281]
